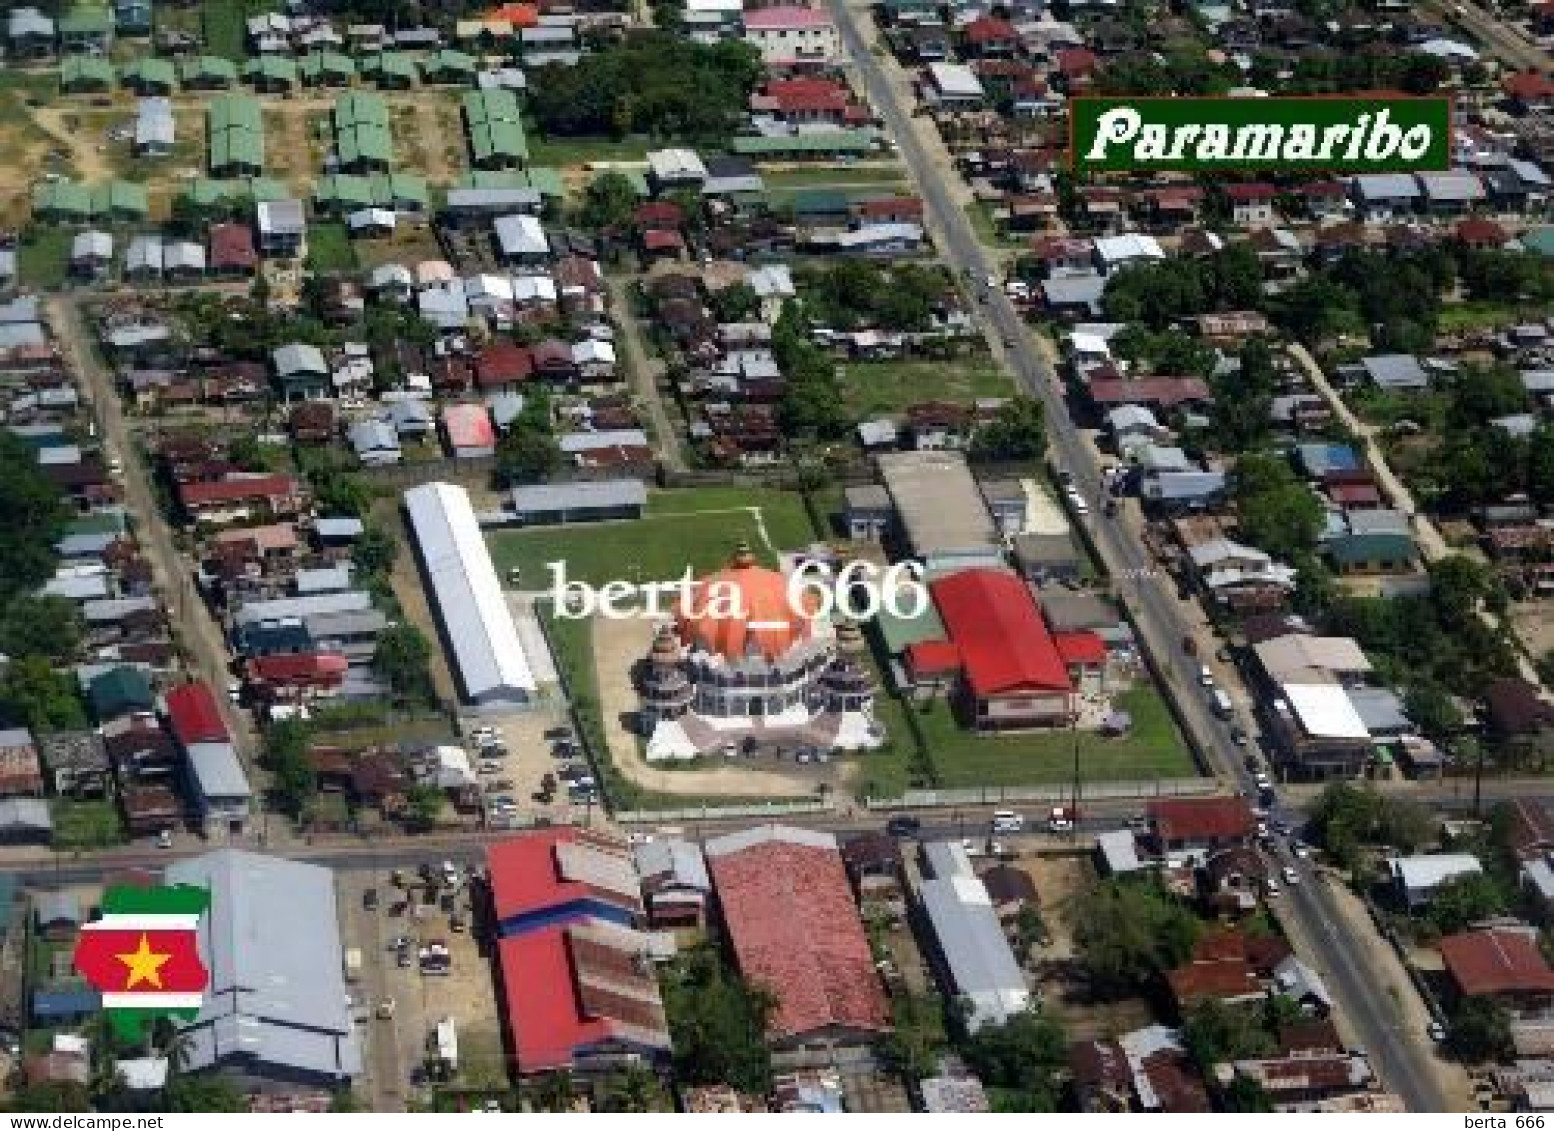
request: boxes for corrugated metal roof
[403,482,537,702]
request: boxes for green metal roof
[524,167,565,198]
[210,131,264,171]
[209,94,261,134]
[361,51,419,80]
[94,180,149,215]
[456,167,562,197]
[370,173,429,207]
[244,55,299,85]
[461,88,522,126]
[336,123,393,167]
[300,52,357,82]
[314,173,375,208]
[122,57,175,88]
[421,49,477,77]
[334,92,389,130]
[730,130,877,155]
[181,55,237,85]
[60,56,116,87]
[33,182,93,218]
[88,666,154,718]
[468,120,529,162]
[185,176,288,205]
[874,596,946,655]
[59,5,113,35]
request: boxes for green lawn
[203,0,275,61]
[51,799,126,851]
[492,487,821,591]
[16,226,71,290]
[838,358,1015,418]
[527,130,652,167]
[1437,300,1533,333]
[965,201,1020,248]
[863,686,1196,797]
[306,221,357,273]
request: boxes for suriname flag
[72,883,210,1039]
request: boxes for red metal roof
[1054,631,1107,666]
[474,340,534,387]
[744,5,832,28]
[1087,377,1212,408]
[443,404,496,449]
[164,682,228,746]
[486,830,640,924]
[246,652,349,685]
[1456,217,1508,246]
[642,229,686,252]
[963,15,1017,42]
[1440,929,1554,997]
[177,474,298,507]
[855,196,924,219]
[1224,182,1277,202]
[930,569,1070,697]
[1056,47,1096,75]
[760,77,852,113]
[1147,797,1254,843]
[906,639,961,676]
[707,831,890,1042]
[208,223,256,269]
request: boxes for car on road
[961,838,984,857]
[626,832,654,845]
[886,816,922,838]
[1428,1020,1447,1042]
[1263,878,1281,897]
[1282,865,1300,885]
[985,273,999,289]
[156,829,173,849]
[1230,726,1248,746]
[477,760,503,774]
[1291,841,1311,859]
[991,810,1025,834]
[1198,665,1214,686]
[1253,770,1271,789]
[543,727,574,742]
[363,888,378,910]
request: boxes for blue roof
[1296,442,1360,477]
[32,986,101,1020]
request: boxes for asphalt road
[1431,0,1549,71]
[825,0,1450,1110]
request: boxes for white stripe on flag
[81,914,202,933]
[102,992,204,1009]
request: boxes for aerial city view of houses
[0,0,1548,1117]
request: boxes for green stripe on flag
[100,883,210,918]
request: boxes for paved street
[825,0,1452,1109]
[1427,0,1550,71]
[606,273,687,471]
[47,295,256,775]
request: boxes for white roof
[494,213,548,257]
[646,148,708,182]
[1093,233,1165,265]
[1389,853,1482,891]
[402,482,537,703]
[928,62,984,98]
[1283,682,1371,740]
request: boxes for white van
[1211,689,1233,718]
[991,810,1025,834]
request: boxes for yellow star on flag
[115,933,172,991]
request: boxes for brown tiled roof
[1440,929,1554,997]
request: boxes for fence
[614,800,830,824]
[865,777,1216,810]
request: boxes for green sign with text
[1070,96,1452,173]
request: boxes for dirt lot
[1014,851,1156,1041]
[338,863,507,1110]
[1511,601,1554,664]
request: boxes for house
[70,231,113,281]
[8,8,56,58]
[245,653,349,702]
[442,404,497,458]
[1188,538,1297,613]
[634,837,712,928]
[1224,183,1278,226]
[509,480,647,526]
[928,569,1074,729]
[494,215,549,264]
[1324,510,1416,575]
[916,840,1031,1032]
[926,62,985,105]
[1146,797,1254,863]
[1416,170,1485,216]
[0,730,46,798]
[1012,531,1083,584]
[1440,928,1554,1011]
[177,475,303,525]
[256,199,306,258]
[1390,853,1483,910]
[485,830,671,1074]
[87,666,155,721]
[1350,174,1421,221]
[59,4,113,53]
[38,731,112,798]
[705,826,891,1048]
[208,224,257,277]
[272,343,329,401]
[1484,679,1554,763]
[348,419,402,466]
[742,6,840,65]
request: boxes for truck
[343,948,362,984]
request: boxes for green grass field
[17,226,71,290]
[490,487,820,590]
[861,686,1196,798]
[527,130,652,167]
[203,0,274,61]
[838,358,1015,418]
[306,221,358,273]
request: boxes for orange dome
[678,545,815,662]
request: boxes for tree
[1072,876,1201,996]
[372,622,434,702]
[526,1071,575,1113]
[497,387,561,487]
[958,1011,1069,1111]
[1222,1074,1275,1112]
[404,783,444,829]
[972,397,1047,462]
[594,1067,668,1112]
[710,282,759,324]
[1403,681,1462,740]
[1183,999,1273,1073]
[0,656,87,733]
[262,717,316,818]
[662,942,775,1095]
[1428,872,1508,935]
[352,524,398,580]
[0,594,84,663]
[578,172,639,234]
[5,1082,92,1112]
[0,432,72,606]
[1232,451,1325,561]
[1448,997,1512,1062]
[160,1075,246,1113]
[880,992,948,1081]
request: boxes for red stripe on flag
[73,929,208,996]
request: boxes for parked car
[886,816,922,838]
